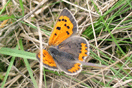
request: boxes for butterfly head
[48,47,59,57]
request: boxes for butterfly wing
[48,47,82,75]
[58,37,105,68]
[58,36,90,61]
[36,49,58,71]
[36,8,77,71]
[48,8,78,46]
[47,36,89,75]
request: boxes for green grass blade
[1,45,19,88]
[43,68,47,88]
[19,39,38,88]
[0,15,15,21]
[19,0,25,16]
[0,47,36,60]
[0,0,11,15]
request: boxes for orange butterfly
[37,8,106,75]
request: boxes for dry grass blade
[37,22,43,88]
[70,51,132,87]
[0,0,132,87]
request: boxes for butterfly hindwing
[58,36,90,61]
[48,47,82,75]
[48,8,78,46]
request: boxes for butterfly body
[37,8,90,75]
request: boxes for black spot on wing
[54,33,57,36]
[66,31,70,35]
[56,27,61,30]
[43,54,45,57]
[67,26,70,29]
[65,20,67,22]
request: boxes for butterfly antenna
[79,61,107,68]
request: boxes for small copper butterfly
[37,8,105,75]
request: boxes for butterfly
[37,8,105,75]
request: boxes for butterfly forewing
[48,8,78,46]
[36,49,58,71]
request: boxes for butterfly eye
[51,51,54,53]
[49,47,59,55]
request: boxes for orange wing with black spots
[48,8,77,46]
[36,49,58,71]
[78,43,88,61]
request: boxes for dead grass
[0,0,132,88]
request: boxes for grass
[0,0,132,87]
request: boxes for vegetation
[0,0,132,87]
